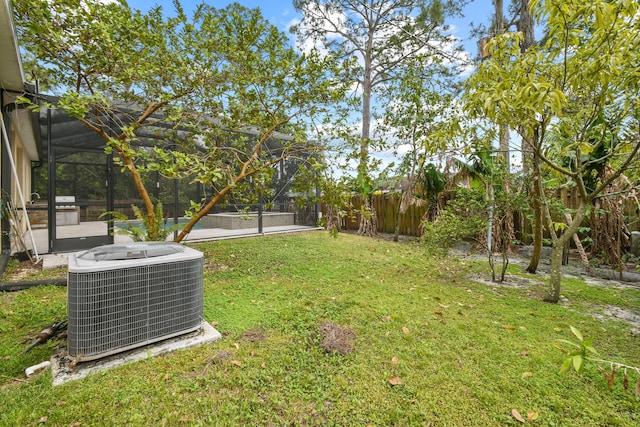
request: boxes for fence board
[325,189,640,238]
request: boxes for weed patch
[317,321,356,355]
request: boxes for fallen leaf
[210,321,219,327]
[391,356,399,365]
[388,376,402,386]
[520,350,529,356]
[598,365,618,389]
[230,360,242,367]
[402,327,410,334]
[233,343,240,349]
[438,303,449,309]
[522,372,533,378]
[38,416,48,424]
[512,409,525,423]
[164,373,170,381]
[422,322,429,326]
[527,412,539,421]
[623,370,629,391]
[261,362,266,369]
[434,312,444,317]
[70,423,82,427]
[519,326,527,331]
[385,331,390,336]
[503,325,517,332]
[56,401,66,407]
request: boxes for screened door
[49,148,113,252]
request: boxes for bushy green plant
[421,187,488,253]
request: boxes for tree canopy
[463,0,640,302]
[14,0,346,241]
[291,0,467,235]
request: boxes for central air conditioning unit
[67,242,204,361]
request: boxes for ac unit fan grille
[68,258,203,360]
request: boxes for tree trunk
[544,239,566,303]
[357,42,377,236]
[526,151,543,273]
[499,124,510,169]
[543,201,588,303]
[518,2,539,270]
[358,195,378,236]
[518,0,535,174]
[564,212,590,273]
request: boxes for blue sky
[125,0,497,172]
[126,0,493,58]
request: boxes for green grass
[1,232,639,426]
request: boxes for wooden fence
[333,194,429,237]
[329,188,640,239]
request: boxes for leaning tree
[463,0,640,302]
[14,0,345,241]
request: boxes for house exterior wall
[1,0,40,255]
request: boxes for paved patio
[24,221,321,269]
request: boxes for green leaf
[556,339,580,349]
[570,326,583,342]
[572,355,583,373]
[585,345,599,356]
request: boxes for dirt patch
[213,349,234,362]
[593,305,640,334]
[242,326,267,343]
[583,276,640,291]
[2,259,42,282]
[205,263,231,273]
[469,273,543,290]
[317,321,355,355]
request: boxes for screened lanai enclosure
[28,105,320,253]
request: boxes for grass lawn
[1,231,639,426]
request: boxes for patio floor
[24,221,321,269]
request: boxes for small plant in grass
[558,326,640,399]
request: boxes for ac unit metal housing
[67,242,204,361]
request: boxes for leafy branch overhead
[462,0,640,303]
[14,0,347,241]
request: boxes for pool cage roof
[39,98,296,153]
[36,98,317,214]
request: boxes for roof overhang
[12,108,40,161]
[0,0,26,93]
